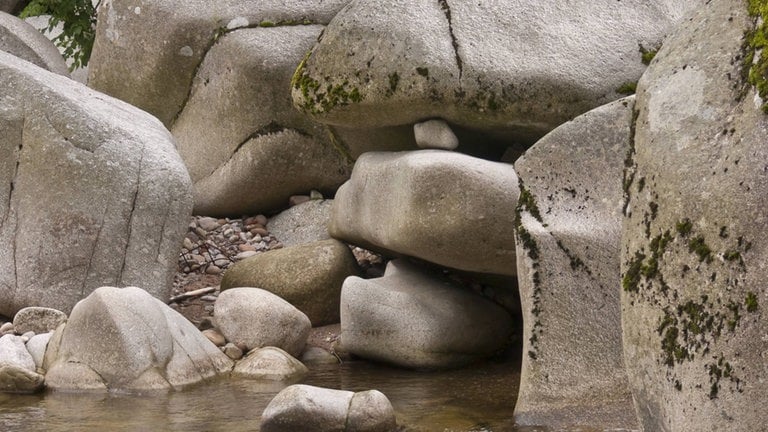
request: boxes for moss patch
[617,81,638,95]
[745,0,768,113]
[291,50,364,115]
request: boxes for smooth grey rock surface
[214,288,311,357]
[88,0,351,127]
[12,307,66,335]
[513,97,636,429]
[621,1,768,430]
[221,239,359,326]
[340,259,513,369]
[0,334,35,371]
[0,364,44,393]
[261,384,396,432]
[232,346,308,381]
[292,0,703,143]
[329,150,518,275]
[267,200,333,247]
[24,332,50,370]
[413,119,458,150]
[0,11,69,76]
[45,287,233,391]
[172,26,350,216]
[0,51,193,317]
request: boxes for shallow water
[0,357,529,432]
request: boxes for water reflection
[0,358,525,431]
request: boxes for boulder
[0,11,69,75]
[0,1,25,15]
[329,150,518,275]
[24,332,50,370]
[0,334,35,371]
[170,25,350,216]
[512,97,636,428]
[12,306,67,334]
[0,50,193,317]
[45,287,233,391]
[261,384,396,432]
[292,0,704,144]
[0,364,44,393]
[267,200,333,247]
[88,0,351,127]
[621,1,768,430]
[340,259,514,369]
[214,287,311,357]
[232,347,308,382]
[221,239,359,325]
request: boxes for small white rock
[414,119,459,150]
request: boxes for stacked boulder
[0,11,69,76]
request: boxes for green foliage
[20,0,99,71]
[616,81,637,95]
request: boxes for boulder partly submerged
[45,287,233,391]
[0,50,193,317]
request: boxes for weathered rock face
[221,239,359,326]
[0,11,69,76]
[621,1,768,430]
[292,0,703,143]
[232,347,308,382]
[45,287,233,391]
[0,334,45,393]
[513,97,636,428]
[12,307,66,335]
[171,25,350,216]
[0,1,25,14]
[214,288,311,357]
[329,150,519,275]
[88,0,351,127]
[261,384,397,432]
[0,51,193,317]
[266,200,332,247]
[340,259,513,369]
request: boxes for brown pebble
[254,215,268,226]
[288,195,310,206]
[202,329,226,346]
[250,227,268,236]
[205,265,222,275]
[238,244,256,252]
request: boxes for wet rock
[214,287,310,357]
[221,239,359,326]
[299,346,338,366]
[621,1,768,430]
[232,346,308,381]
[0,50,193,317]
[45,287,233,391]
[512,96,636,429]
[261,384,396,432]
[266,200,333,247]
[329,150,518,275]
[0,11,69,76]
[12,307,67,335]
[340,259,513,369]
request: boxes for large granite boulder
[329,150,518,275]
[214,288,311,357]
[45,287,233,391]
[88,0,351,127]
[621,1,768,430]
[171,25,350,216]
[0,51,192,317]
[292,0,704,143]
[261,384,397,432]
[340,259,514,369]
[0,11,69,76]
[221,239,359,326]
[0,334,44,393]
[513,97,636,428]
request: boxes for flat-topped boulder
[329,150,518,275]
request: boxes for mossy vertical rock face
[0,51,192,317]
[87,0,352,127]
[292,0,704,143]
[621,0,768,430]
[513,97,636,429]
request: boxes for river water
[0,356,534,432]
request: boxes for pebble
[183,237,195,250]
[205,265,222,275]
[202,329,226,346]
[200,295,218,302]
[0,322,14,335]
[250,227,269,237]
[235,251,257,261]
[197,217,220,232]
[222,343,244,360]
[238,244,256,252]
